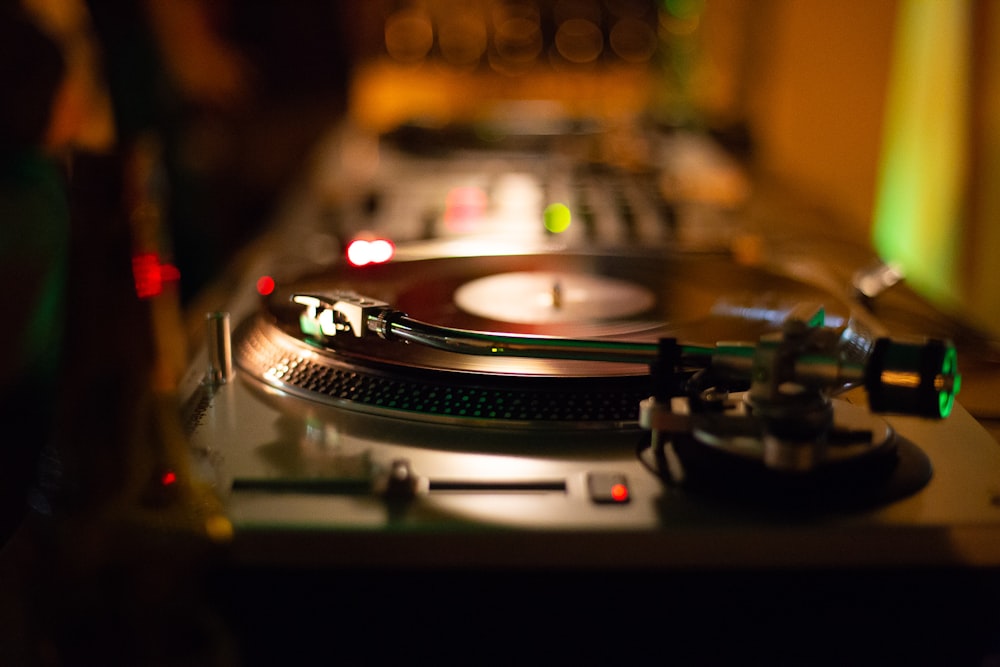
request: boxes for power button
[587,472,630,504]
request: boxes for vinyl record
[234,251,855,426]
[274,251,847,341]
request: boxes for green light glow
[299,314,321,338]
[872,0,971,310]
[544,203,572,234]
[662,0,704,20]
[938,346,960,418]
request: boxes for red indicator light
[256,275,276,296]
[587,473,629,504]
[132,253,180,298]
[610,483,628,502]
[132,253,161,298]
[160,263,180,282]
[160,470,178,486]
[346,238,395,267]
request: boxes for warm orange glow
[555,19,604,64]
[610,17,658,64]
[384,9,434,63]
[439,14,488,67]
[349,60,655,133]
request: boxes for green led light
[939,386,955,419]
[938,346,960,418]
[543,203,572,234]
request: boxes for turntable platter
[237,252,856,426]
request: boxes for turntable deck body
[183,359,1000,569]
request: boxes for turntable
[171,121,1000,665]
[160,5,1000,660]
[182,236,999,570]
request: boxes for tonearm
[292,291,960,482]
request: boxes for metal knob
[206,311,233,385]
